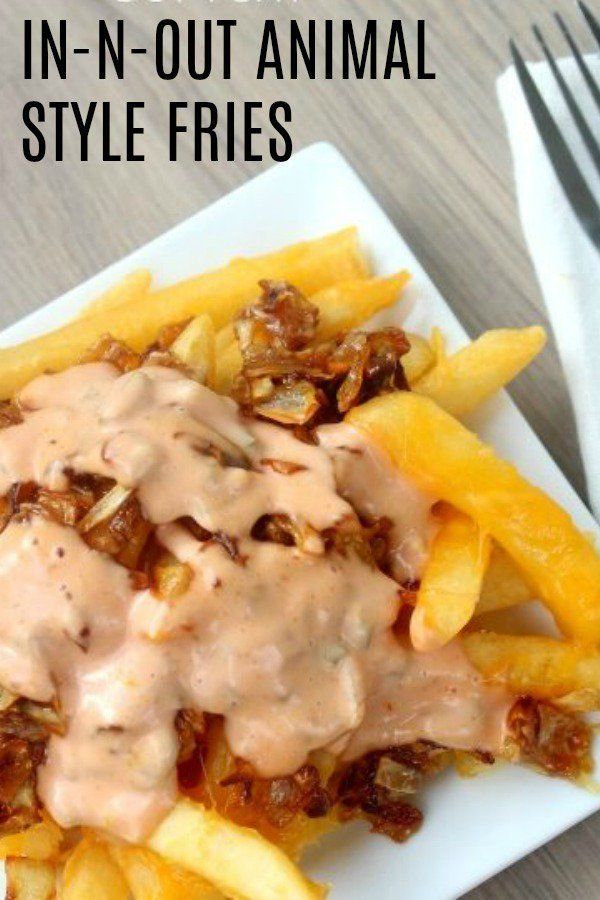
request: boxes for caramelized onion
[0,402,22,430]
[0,700,59,831]
[77,484,132,534]
[254,380,321,426]
[80,334,141,372]
[232,281,410,427]
[508,697,592,779]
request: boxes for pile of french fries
[0,228,598,899]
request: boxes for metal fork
[509,1,600,252]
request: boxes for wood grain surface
[1,1,599,897]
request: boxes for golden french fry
[213,324,237,386]
[76,270,152,320]
[429,327,446,364]
[5,857,56,900]
[413,327,547,417]
[213,273,409,396]
[61,839,129,900]
[213,341,242,395]
[171,314,216,386]
[347,392,600,643]
[108,843,225,900]
[411,506,491,651]
[476,544,533,615]
[148,799,327,900]
[0,820,62,861]
[0,229,368,399]
[463,632,600,707]
[215,323,235,354]
[403,333,435,384]
[152,227,369,325]
[312,272,410,338]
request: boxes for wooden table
[1,1,598,896]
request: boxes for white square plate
[2,143,598,900]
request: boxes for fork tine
[578,1,600,51]
[555,12,600,114]
[509,39,600,253]
[532,24,600,178]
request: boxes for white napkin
[497,56,600,520]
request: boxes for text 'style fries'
[0,228,597,899]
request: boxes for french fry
[61,839,129,900]
[213,273,409,396]
[410,506,491,651]
[148,798,327,900]
[429,327,446,365]
[215,323,235,354]
[463,632,600,708]
[152,227,369,326]
[0,229,368,399]
[108,843,225,899]
[0,819,62,861]
[476,544,533,616]
[213,340,242,395]
[413,327,547,417]
[171,314,216,386]
[76,270,152,320]
[347,392,600,643]
[5,857,56,900]
[402,333,435,384]
[311,272,410,339]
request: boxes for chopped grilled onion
[153,553,194,600]
[251,514,324,555]
[259,459,307,476]
[236,280,318,355]
[36,489,95,527]
[251,377,275,401]
[0,704,52,823]
[81,492,152,571]
[255,380,320,425]
[199,424,253,467]
[374,756,422,795]
[77,484,132,534]
[232,281,410,427]
[176,709,207,790]
[0,402,23,430]
[19,701,65,737]
[80,334,141,372]
[507,697,592,779]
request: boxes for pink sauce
[318,423,437,582]
[0,364,511,841]
[342,633,510,760]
